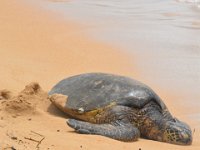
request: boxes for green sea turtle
[49,73,192,145]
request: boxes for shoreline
[0,0,199,149]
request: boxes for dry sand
[0,0,199,150]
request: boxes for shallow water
[35,0,200,121]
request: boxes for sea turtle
[49,73,192,145]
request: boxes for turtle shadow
[47,103,70,119]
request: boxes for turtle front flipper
[67,119,140,142]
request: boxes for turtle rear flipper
[67,119,140,142]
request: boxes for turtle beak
[175,118,192,145]
[178,128,193,145]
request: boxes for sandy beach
[0,0,199,149]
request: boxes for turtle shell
[49,73,166,111]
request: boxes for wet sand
[0,0,199,149]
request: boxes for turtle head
[162,118,192,145]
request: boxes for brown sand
[0,0,199,150]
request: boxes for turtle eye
[172,118,178,123]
